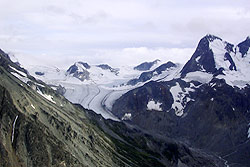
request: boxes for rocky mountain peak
[180,35,236,77]
[75,62,90,69]
[97,64,112,70]
[134,59,160,71]
[128,61,177,85]
[66,62,90,81]
[180,35,217,77]
[237,36,250,57]
[96,64,119,75]
[0,48,11,60]
[205,34,222,42]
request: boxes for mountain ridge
[0,47,225,167]
[111,34,250,166]
[1,34,250,166]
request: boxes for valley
[1,34,250,167]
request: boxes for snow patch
[34,82,45,88]
[210,40,250,89]
[209,39,228,70]
[147,100,162,111]
[248,124,250,138]
[170,82,194,116]
[37,88,56,104]
[153,71,158,75]
[184,71,213,83]
[31,104,35,109]
[12,115,18,143]
[122,113,132,120]
[195,56,201,62]
[11,72,31,83]
[9,66,27,77]
[210,82,216,87]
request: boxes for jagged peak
[199,34,234,53]
[97,64,112,70]
[244,36,250,43]
[237,36,250,57]
[195,34,223,51]
[134,59,161,71]
[204,34,222,42]
[180,35,236,77]
[237,36,250,45]
[74,62,90,69]
[153,59,161,63]
[66,62,90,75]
[0,48,11,60]
[0,48,5,54]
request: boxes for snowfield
[147,100,163,111]
[27,65,145,120]
[23,37,250,120]
[209,39,250,88]
[26,61,182,120]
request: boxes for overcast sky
[0,0,250,68]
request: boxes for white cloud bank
[12,47,194,69]
[0,0,250,68]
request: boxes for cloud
[0,0,250,68]
[9,46,195,70]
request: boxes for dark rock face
[86,109,224,167]
[180,35,236,77]
[113,35,250,166]
[67,62,89,73]
[128,61,176,85]
[114,81,174,118]
[224,52,236,70]
[0,49,223,167]
[97,64,119,75]
[237,36,250,57]
[56,84,66,95]
[66,64,78,74]
[134,59,160,71]
[0,48,29,77]
[77,62,90,69]
[73,70,90,81]
[0,86,82,167]
[113,78,250,166]
[0,49,10,60]
[66,62,90,81]
[66,62,90,74]
[35,71,45,76]
[181,35,217,77]
[97,64,112,70]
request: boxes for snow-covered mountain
[2,48,221,167]
[112,34,250,119]
[128,61,179,85]
[65,62,119,82]
[134,59,160,71]
[181,34,250,88]
[111,34,250,166]
[2,34,250,166]
[26,34,250,122]
[27,60,173,120]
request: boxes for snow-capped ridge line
[180,34,250,88]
